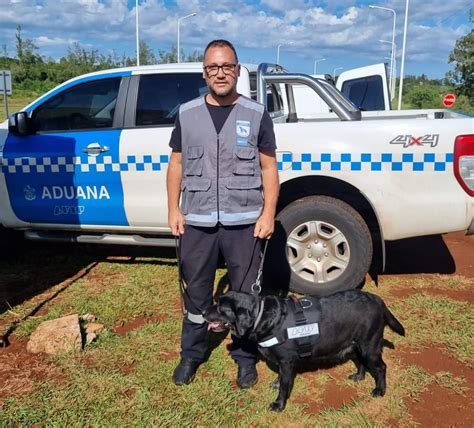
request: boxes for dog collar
[252,298,265,331]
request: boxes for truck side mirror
[8,112,33,136]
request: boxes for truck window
[341,75,384,111]
[33,77,121,132]
[266,83,284,116]
[135,73,209,126]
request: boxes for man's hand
[254,212,275,239]
[169,208,185,236]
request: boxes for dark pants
[179,223,264,365]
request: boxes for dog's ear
[232,293,257,337]
[235,307,254,337]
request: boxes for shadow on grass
[0,240,179,317]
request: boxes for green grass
[0,92,37,120]
[0,243,472,426]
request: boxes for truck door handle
[83,145,109,155]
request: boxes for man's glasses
[203,64,238,76]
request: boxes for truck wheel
[268,196,372,296]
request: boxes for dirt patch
[406,382,473,427]
[113,315,168,336]
[0,336,64,404]
[420,287,474,302]
[390,282,474,302]
[398,346,473,379]
[441,232,474,278]
[389,286,417,299]
[294,367,359,414]
[398,344,474,426]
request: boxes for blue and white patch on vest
[236,120,251,138]
[237,138,249,146]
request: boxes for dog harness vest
[179,96,264,227]
[258,296,322,358]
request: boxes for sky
[0,0,472,79]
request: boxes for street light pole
[369,5,397,100]
[333,67,344,79]
[276,42,293,64]
[135,0,140,66]
[313,58,326,75]
[398,0,409,110]
[380,39,397,99]
[177,12,197,64]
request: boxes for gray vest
[179,95,264,227]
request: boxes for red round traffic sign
[443,93,456,107]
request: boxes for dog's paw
[348,373,365,382]
[269,401,285,412]
[371,387,385,397]
[271,378,280,390]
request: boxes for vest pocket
[233,146,256,175]
[181,178,212,215]
[185,145,204,176]
[225,176,262,207]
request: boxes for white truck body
[1,62,473,294]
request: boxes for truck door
[119,72,210,228]
[2,74,129,226]
[336,63,391,111]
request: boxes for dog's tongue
[208,322,222,331]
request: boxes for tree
[139,40,157,65]
[406,85,440,109]
[447,10,473,103]
[158,46,178,63]
[15,25,41,65]
[157,46,204,64]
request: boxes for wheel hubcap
[286,220,350,283]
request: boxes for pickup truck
[1,62,473,296]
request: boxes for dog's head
[203,291,258,337]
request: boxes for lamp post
[313,58,326,75]
[333,67,344,79]
[380,39,397,99]
[177,12,197,64]
[369,5,396,101]
[398,0,409,110]
[384,54,397,101]
[135,0,140,66]
[276,42,294,65]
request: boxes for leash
[174,235,204,319]
[237,237,268,295]
[174,234,268,321]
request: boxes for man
[167,39,279,388]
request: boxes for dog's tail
[383,305,405,336]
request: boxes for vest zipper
[216,134,220,221]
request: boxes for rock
[27,314,82,355]
[85,323,104,334]
[85,332,97,345]
[80,313,96,323]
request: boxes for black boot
[173,358,201,386]
[237,363,258,389]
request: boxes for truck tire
[268,196,372,296]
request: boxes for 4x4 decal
[389,134,439,148]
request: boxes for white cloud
[0,0,470,76]
[34,36,76,46]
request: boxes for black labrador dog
[203,290,405,411]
